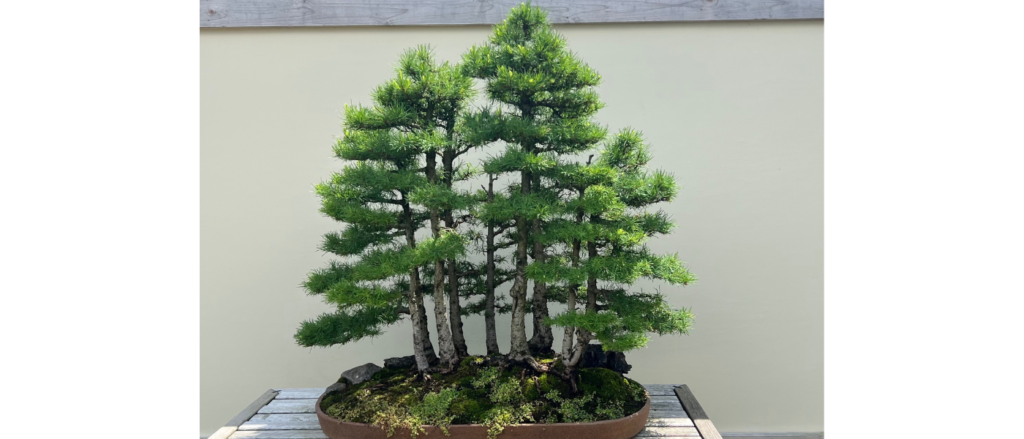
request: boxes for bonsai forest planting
[294,5,697,438]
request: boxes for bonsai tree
[460,4,608,367]
[295,46,476,371]
[540,129,697,379]
[298,4,695,386]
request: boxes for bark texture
[442,150,468,357]
[483,176,501,355]
[447,257,469,356]
[528,217,554,355]
[426,152,458,367]
[508,169,532,361]
[402,201,433,372]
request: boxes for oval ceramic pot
[316,391,651,439]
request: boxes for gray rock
[340,362,382,385]
[607,351,632,374]
[581,344,632,374]
[325,381,348,395]
[384,355,417,369]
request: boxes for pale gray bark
[560,202,586,362]
[402,200,432,372]
[447,258,469,356]
[484,176,500,355]
[566,240,600,367]
[560,233,582,360]
[407,286,432,371]
[529,215,554,355]
[414,271,437,363]
[426,152,458,367]
[441,145,468,358]
[508,169,532,361]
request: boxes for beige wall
[201,21,823,437]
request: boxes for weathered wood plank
[644,384,680,396]
[210,389,280,439]
[646,417,696,427]
[635,426,702,437]
[274,388,326,399]
[259,399,317,414]
[651,395,682,403]
[675,385,723,439]
[649,410,689,419]
[651,400,684,411]
[200,0,823,28]
[229,431,329,439]
[238,413,321,431]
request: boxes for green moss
[370,366,407,382]
[322,361,646,439]
[579,367,630,400]
[450,393,492,423]
[537,373,571,395]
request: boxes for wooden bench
[209,384,722,439]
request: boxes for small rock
[581,344,607,368]
[325,381,348,395]
[340,362,382,385]
[384,355,417,369]
[581,344,632,374]
[607,351,632,374]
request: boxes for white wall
[201,20,823,436]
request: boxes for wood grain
[675,385,723,439]
[651,399,685,411]
[258,399,317,414]
[237,413,321,431]
[200,0,823,28]
[209,389,279,439]
[646,416,696,427]
[635,426,702,437]
[274,388,326,399]
[228,431,329,439]
[644,384,681,396]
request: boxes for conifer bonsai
[297,3,697,436]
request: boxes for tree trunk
[529,215,554,355]
[414,270,437,364]
[508,169,532,361]
[560,235,582,360]
[447,257,469,356]
[407,274,432,372]
[566,241,599,368]
[426,152,458,367]
[402,201,433,372]
[440,150,468,358]
[484,176,500,355]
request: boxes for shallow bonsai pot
[316,390,651,439]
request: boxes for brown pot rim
[315,387,652,439]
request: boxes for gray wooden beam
[675,385,722,439]
[208,389,279,439]
[200,0,823,28]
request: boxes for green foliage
[295,305,403,347]
[299,3,699,371]
[413,231,468,264]
[544,390,594,422]
[297,42,479,349]
[409,387,461,435]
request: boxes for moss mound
[322,356,648,439]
